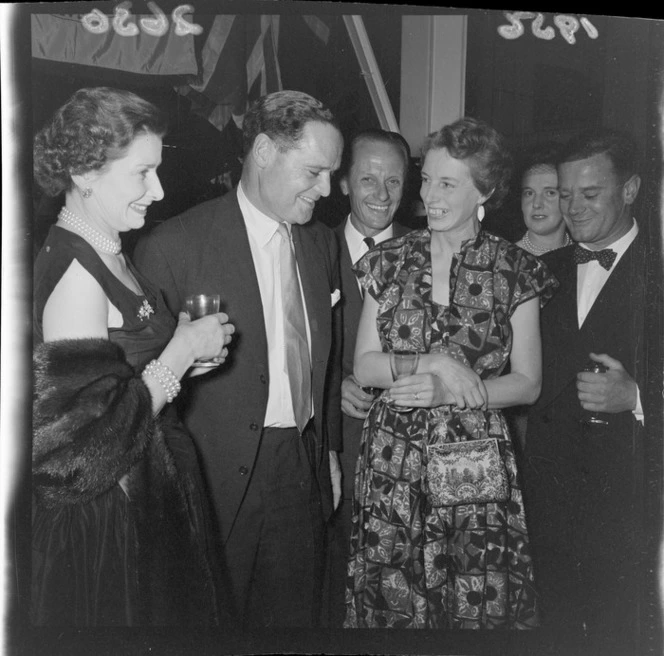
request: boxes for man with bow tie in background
[523,128,662,655]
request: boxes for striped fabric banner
[303,15,330,45]
[177,14,284,129]
[177,14,333,132]
[31,12,198,75]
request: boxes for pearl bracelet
[143,359,181,403]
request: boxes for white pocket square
[331,289,341,307]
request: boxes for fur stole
[32,338,221,625]
[32,338,174,506]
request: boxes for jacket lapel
[215,192,269,372]
[537,248,583,409]
[337,228,363,308]
[292,223,330,373]
[335,225,362,378]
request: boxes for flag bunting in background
[32,11,332,133]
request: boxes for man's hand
[341,375,376,419]
[576,352,638,414]
[329,450,342,511]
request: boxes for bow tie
[572,244,617,270]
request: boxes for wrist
[165,329,199,371]
[143,359,182,403]
[420,353,445,376]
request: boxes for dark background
[29,4,664,256]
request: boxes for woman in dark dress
[31,87,235,625]
[345,118,558,629]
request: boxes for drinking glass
[580,359,609,426]
[389,350,420,412]
[185,293,221,367]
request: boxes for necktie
[357,237,375,299]
[572,244,617,270]
[277,223,312,432]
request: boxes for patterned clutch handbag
[425,438,510,507]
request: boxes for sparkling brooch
[137,299,155,321]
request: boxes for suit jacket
[523,229,655,644]
[134,190,342,541]
[333,219,411,499]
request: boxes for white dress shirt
[237,182,313,428]
[344,215,395,266]
[576,219,642,420]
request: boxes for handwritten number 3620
[498,12,599,44]
[81,2,203,37]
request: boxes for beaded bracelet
[143,359,182,403]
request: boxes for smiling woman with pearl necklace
[31,86,235,626]
[516,144,572,257]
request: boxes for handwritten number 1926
[498,12,598,44]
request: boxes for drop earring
[477,204,485,221]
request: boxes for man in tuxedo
[325,129,411,626]
[134,90,343,629]
[523,128,661,654]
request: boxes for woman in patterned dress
[345,117,558,629]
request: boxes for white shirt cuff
[633,385,644,424]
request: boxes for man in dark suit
[325,129,411,626]
[134,90,343,629]
[523,128,662,654]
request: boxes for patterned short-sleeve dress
[344,229,558,629]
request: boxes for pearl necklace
[58,207,122,255]
[522,231,571,255]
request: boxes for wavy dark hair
[34,87,167,197]
[242,89,339,157]
[519,141,563,183]
[558,127,639,184]
[421,117,512,210]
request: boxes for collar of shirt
[344,214,394,265]
[576,218,638,327]
[237,181,282,248]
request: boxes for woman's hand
[420,353,488,409]
[173,311,235,366]
[147,312,235,413]
[388,373,450,408]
